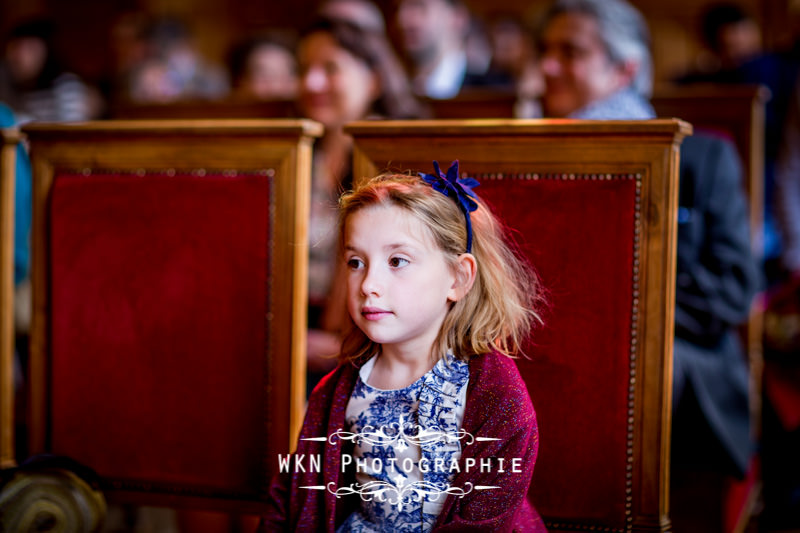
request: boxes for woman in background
[295,16,424,387]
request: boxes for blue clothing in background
[0,103,32,284]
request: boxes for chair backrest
[0,128,21,469]
[22,119,320,512]
[423,88,518,119]
[346,118,691,532]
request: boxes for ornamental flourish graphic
[321,480,495,511]
[323,415,484,450]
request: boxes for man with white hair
[536,0,652,118]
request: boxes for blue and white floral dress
[336,353,470,532]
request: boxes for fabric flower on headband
[419,160,480,253]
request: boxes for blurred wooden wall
[0,0,795,89]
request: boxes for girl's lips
[361,307,391,320]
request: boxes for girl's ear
[448,253,477,302]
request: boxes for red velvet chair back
[347,119,690,532]
[23,120,320,512]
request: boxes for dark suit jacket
[674,133,761,476]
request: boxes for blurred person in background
[128,16,229,103]
[101,10,151,110]
[0,18,99,122]
[677,4,800,284]
[394,0,510,98]
[487,12,544,117]
[295,16,423,391]
[488,13,537,86]
[703,3,762,70]
[680,3,763,82]
[318,0,387,34]
[463,14,494,80]
[228,32,298,100]
[535,0,654,119]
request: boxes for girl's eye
[389,257,409,268]
[347,257,364,270]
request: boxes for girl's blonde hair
[337,172,544,364]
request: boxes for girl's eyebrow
[344,241,420,253]
[384,242,416,252]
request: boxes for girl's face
[297,32,379,129]
[344,204,458,357]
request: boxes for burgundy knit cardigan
[259,351,547,532]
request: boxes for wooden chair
[20,119,320,513]
[0,128,21,470]
[347,118,691,532]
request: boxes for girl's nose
[360,265,383,296]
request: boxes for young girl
[260,161,546,532]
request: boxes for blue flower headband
[419,160,480,254]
